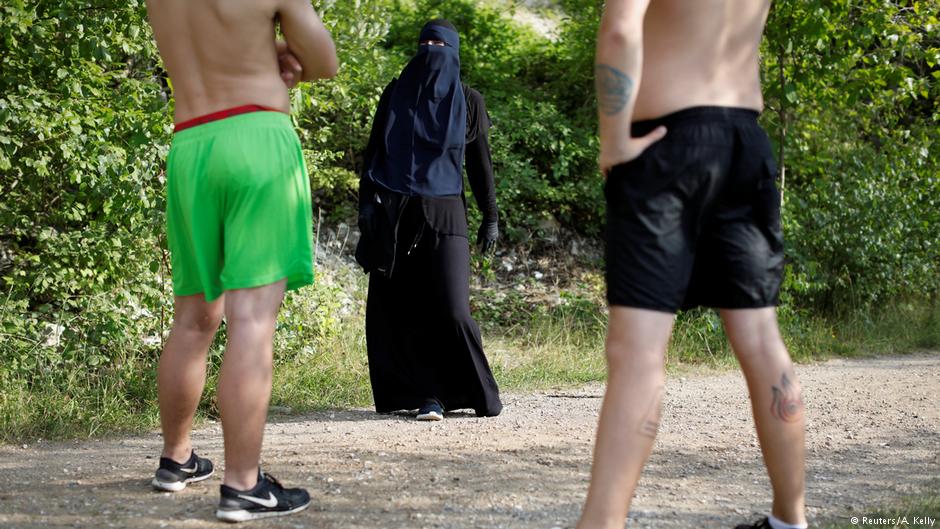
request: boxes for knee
[735,335,789,368]
[605,339,665,378]
[175,308,223,336]
[724,309,788,363]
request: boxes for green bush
[1,0,168,382]
[762,0,940,307]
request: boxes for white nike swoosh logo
[237,492,278,508]
[179,463,197,473]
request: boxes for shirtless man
[144,0,336,522]
[579,1,807,529]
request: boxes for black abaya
[357,81,502,416]
[365,198,502,416]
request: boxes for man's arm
[277,0,338,81]
[595,0,665,174]
[276,40,303,88]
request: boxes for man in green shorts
[145,0,336,522]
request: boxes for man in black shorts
[577,1,807,529]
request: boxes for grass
[669,300,940,367]
[821,489,940,528]
[0,358,161,442]
[1,273,938,443]
[488,306,607,389]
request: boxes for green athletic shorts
[166,111,314,302]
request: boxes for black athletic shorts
[605,106,784,313]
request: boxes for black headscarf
[368,20,467,197]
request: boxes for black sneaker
[416,399,443,421]
[151,450,214,492]
[216,471,311,523]
[735,518,772,529]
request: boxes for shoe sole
[416,412,443,421]
[215,501,311,523]
[151,469,214,492]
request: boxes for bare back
[634,0,771,121]
[146,0,288,123]
[146,0,336,124]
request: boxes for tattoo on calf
[595,64,633,116]
[770,373,804,422]
[639,386,663,438]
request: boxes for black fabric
[463,85,497,225]
[464,84,492,143]
[421,194,469,237]
[367,22,466,197]
[360,82,495,218]
[357,82,497,274]
[424,18,456,33]
[605,106,784,313]
[356,188,410,277]
[366,198,502,416]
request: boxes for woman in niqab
[355,19,502,421]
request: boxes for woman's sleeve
[464,88,498,223]
[360,80,396,211]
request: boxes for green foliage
[762,0,940,307]
[1,0,168,384]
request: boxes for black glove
[476,220,499,255]
[358,200,375,240]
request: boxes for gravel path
[1,353,937,529]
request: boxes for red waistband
[173,105,284,133]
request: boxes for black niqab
[368,21,467,197]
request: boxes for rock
[42,323,66,348]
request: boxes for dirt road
[1,353,937,529]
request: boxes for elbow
[300,44,339,81]
[597,24,638,49]
[320,52,339,79]
[597,5,645,49]
[304,57,338,81]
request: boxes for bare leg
[218,280,286,490]
[577,307,675,529]
[158,294,224,462]
[721,308,806,526]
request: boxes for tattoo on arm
[770,373,804,422]
[638,386,663,438]
[595,64,634,117]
